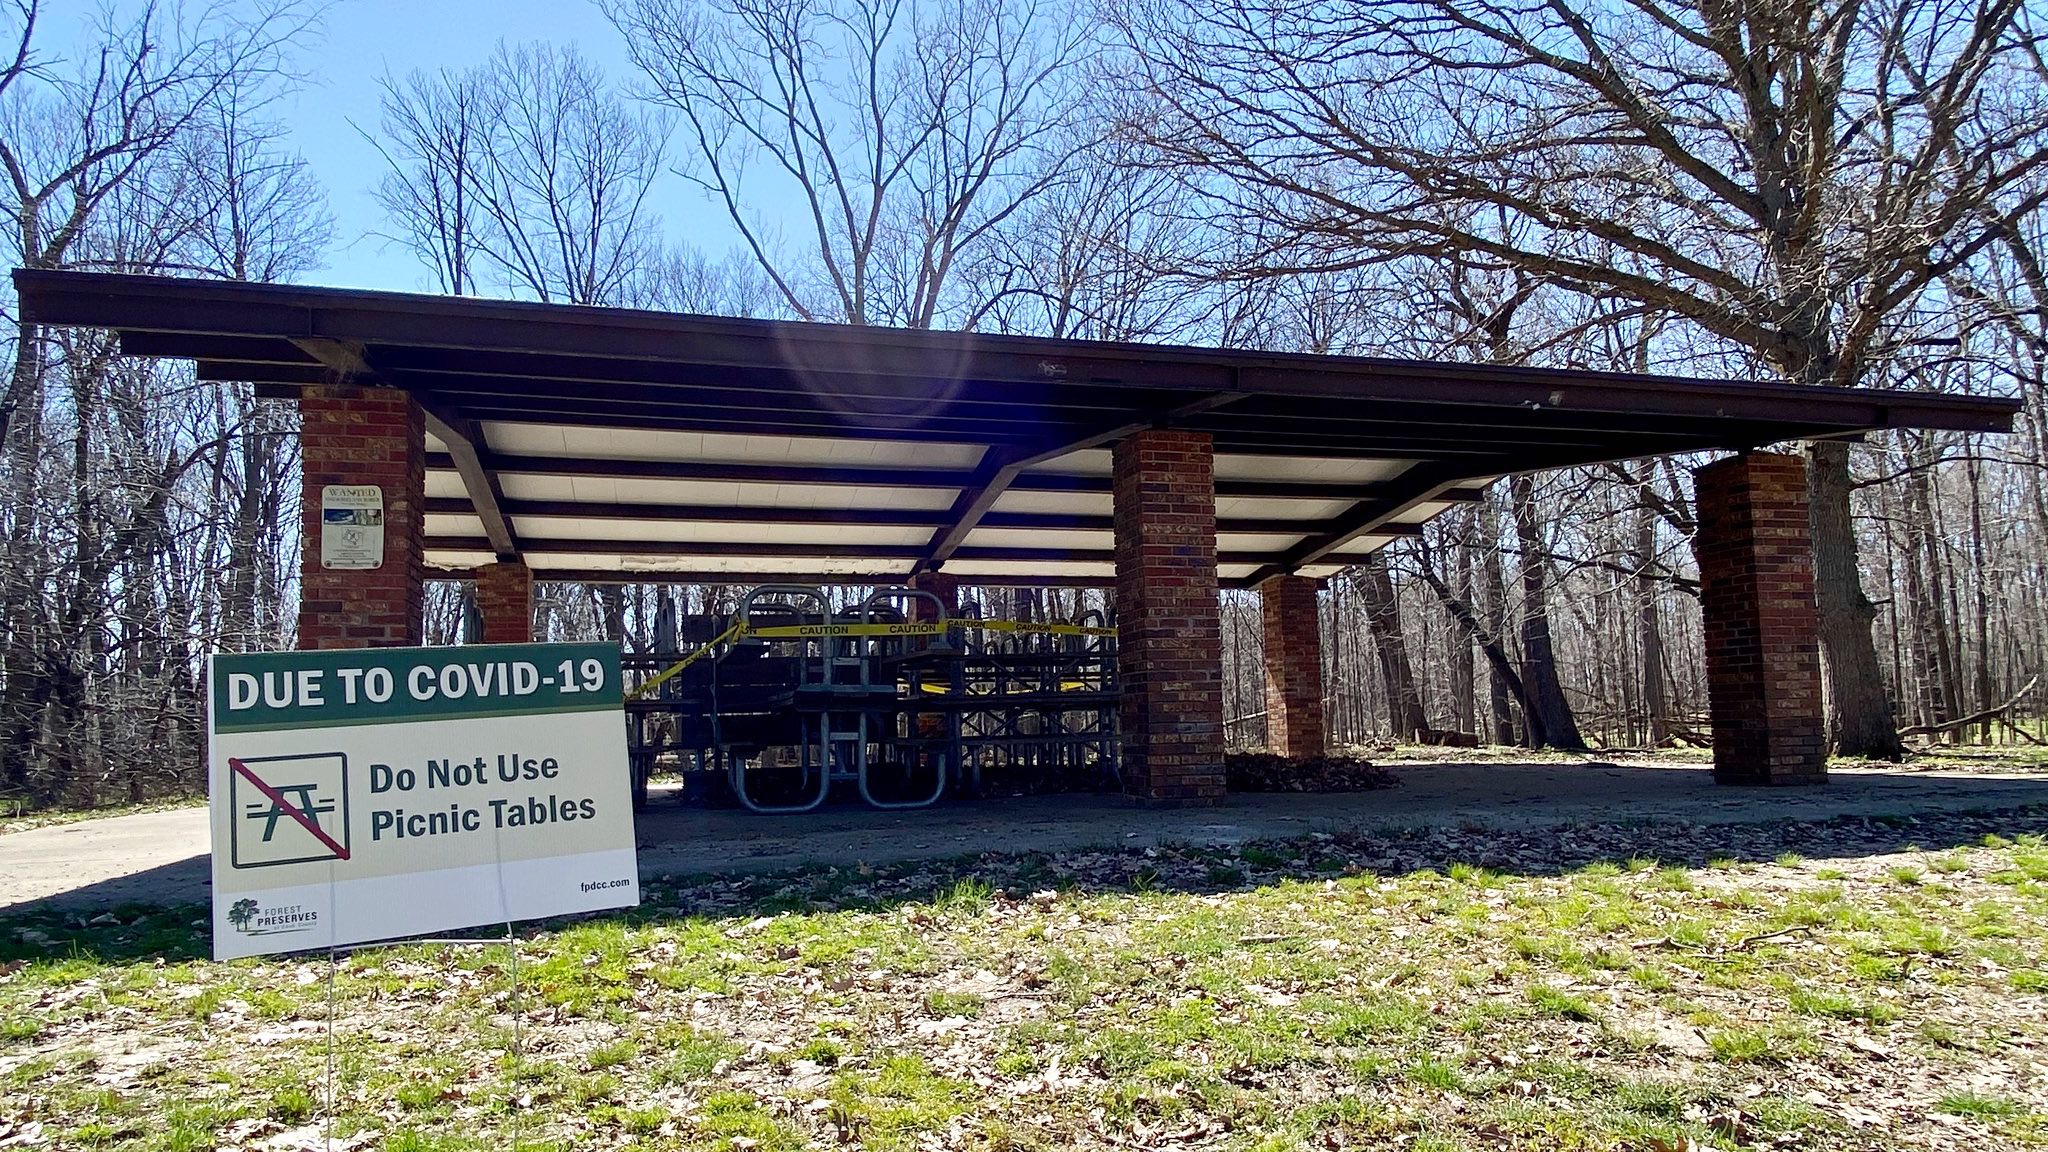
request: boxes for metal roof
[14,269,2022,588]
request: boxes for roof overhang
[14,269,2021,588]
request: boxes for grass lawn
[0,797,204,837]
[2,813,2045,1151]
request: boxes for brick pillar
[474,561,534,644]
[908,570,960,619]
[1112,429,1226,805]
[298,384,425,650]
[1260,574,1326,758]
[1694,452,1827,785]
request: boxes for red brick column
[908,570,960,619]
[474,561,534,644]
[1260,574,1326,757]
[1112,429,1226,805]
[298,384,425,649]
[1693,452,1827,785]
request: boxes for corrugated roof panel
[521,552,909,575]
[1213,495,1354,519]
[1217,533,1305,552]
[424,549,497,572]
[987,489,1116,516]
[961,527,1113,550]
[425,513,487,538]
[492,474,959,511]
[1325,535,1404,556]
[943,559,1117,579]
[1022,448,1112,476]
[482,422,984,469]
[1213,455,1415,483]
[507,516,930,547]
[1397,500,1461,523]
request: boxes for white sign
[320,484,385,570]
[206,642,638,959]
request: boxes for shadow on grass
[5,800,2045,969]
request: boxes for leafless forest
[2,0,2044,806]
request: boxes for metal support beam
[915,391,1244,574]
[419,404,519,561]
[290,337,374,379]
[291,337,519,562]
[1243,464,1472,587]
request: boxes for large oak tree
[1112,0,2048,756]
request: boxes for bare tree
[1113,0,2048,756]
[0,0,322,803]
[1352,554,1428,739]
[367,65,492,294]
[604,0,1090,326]
[967,133,1209,340]
[371,42,669,305]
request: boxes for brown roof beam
[418,402,519,561]
[428,537,928,560]
[916,392,1244,574]
[290,337,374,379]
[125,332,316,364]
[430,452,977,490]
[425,450,1476,502]
[1244,464,1474,588]
[17,269,2020,436]
[423,534,1420,564]
[281,338,520,562]
[427,564,1309,591]
[426,566,1119,589]
[426,496,949,528]
[422,494,1445,536]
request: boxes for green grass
[1937,1090,2025,1118]
[2,818,2045,1150]
[924,990,985,1017]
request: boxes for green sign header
[210,642,621,734]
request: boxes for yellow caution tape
[915,678,1096,697]
[626,616,1116,700]
[625,620,743,700]
[747,619,1115,640]
[976,619,1117,638]
[748,621,949,639]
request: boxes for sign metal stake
[324,943,338,1152]
[497,823,523,1152]
[507,920,523,1152]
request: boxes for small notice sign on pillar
[320,484,385,570]
[206,642,639,960]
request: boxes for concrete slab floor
[4,760,2046,912]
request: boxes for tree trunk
[1357,553,1427,739]
[1451,518,1476,736]
[1510,474,1586,751]
[1807,439,1903,758]
[1479,491,1517,745]
[1966,450,1993,743]
[1634,482,1668,744]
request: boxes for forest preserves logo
[225,898,319,937]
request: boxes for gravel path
[5,760,2046,911]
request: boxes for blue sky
[286,0,658,291]
[42,0,734,294]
